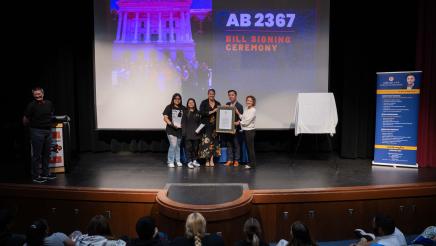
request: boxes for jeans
[30,128,52,178]
[167,134,181,164]
[244,130,256,167]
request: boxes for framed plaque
[216,106,236,133]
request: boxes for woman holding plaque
[235,95,256,169]
[163,93,185,168]
[199,89,221,167]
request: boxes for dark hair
[246,95,256,106]
[87,215,112,237]
[244,218,261,246]
[26,219,48,246]
[186,98,198,111]
[171,93,182,107]
[228,90,237,95]
[32,87,44,94]
[374,214,395,236]
[288,221,317,246]
[207,88,216,94]
[406,73,415,78]
[136,216,156,240]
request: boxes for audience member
[25,218,74,246]
[170,212,224,246]
[75,215,125,246]
[126,216,168,246]
[235,218,268,246]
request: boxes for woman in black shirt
[182,98,201,168]
[162,93,185,168]
[198,89,221,167]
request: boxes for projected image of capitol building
[111,0,212,89]
[114,0,195,60]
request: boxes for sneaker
[187,162,194,169]
[233,160,240,167]
[224,161,233,166]
[32,177,47,183]
[168,163,175,168]
[176,162,183,167]
[244,165,251,169]
[42,173,56,180]
[193,160,200,167]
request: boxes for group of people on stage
[162,89,257,169]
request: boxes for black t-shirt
[24,100,54,129]
[226,101,244,131]
[163,104,185,137]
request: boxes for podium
[49,115,72,173]
[292,93,338,163]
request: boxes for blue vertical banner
[373,71,422,167]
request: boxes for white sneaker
[193,160,200,167]
[168,163,175,168]
[176,162,183,167]
[187,162,194,169]
[244,165,251,169]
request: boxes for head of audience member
[288,221,316,246]
[186,98,198,112]
[246,95,256,108]
[26,219,49,246]
[243,217,262,246]
[207,89,216,102]
[228,90,238,104]
[185,212,206,246]
[372,214,395,237]
[87,215,112,238]
[136,216,157,241]
[171,93,182,108]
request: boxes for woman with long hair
[198,89,221,167]
[287,221,317,246]
[75,215,125,246]
[163,93,185,168]
[235,218,268,246]
[170,212,224,246]
[182,98,202,168]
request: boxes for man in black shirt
[224,90,244,167]
[23,87,56,183]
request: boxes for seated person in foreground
[170,212,224,246]
[351,214,406,246]
[127,216,168,246]
[235,217,268,246]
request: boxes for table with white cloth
[294,92,338,136]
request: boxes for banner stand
[373,71,421,168]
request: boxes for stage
[1,152,436,243]
[2,152,436,190]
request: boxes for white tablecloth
[294,93,338,136]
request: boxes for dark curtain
[416,0,436,167]
[4,0,434,168]
[330,0,419,159]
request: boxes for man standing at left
[23,87,56,183]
